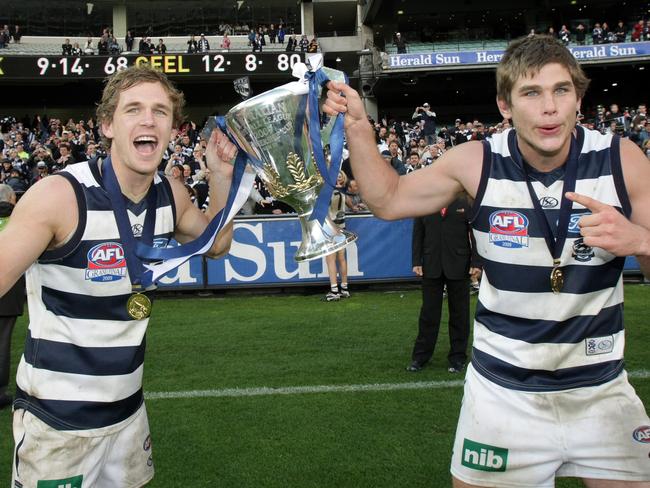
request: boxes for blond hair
[96,64,185,149]
[496,35,590,106]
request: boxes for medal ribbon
[522,134,579,271]
[102,156,158,290]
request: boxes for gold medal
[550,265,564,294]
[127,293,152,320]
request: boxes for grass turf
[0,284,648,487]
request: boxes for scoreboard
[0,52,306,80]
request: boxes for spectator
[298,34,309,52]
[547,26,557,38]
[286,34,296,51]
[184,34,197,54]
[71,42,82,56]
[631,19,644,42]
[31,161,49,185]
[221,33,231,51]
[108,35,121,55]
[84,37,95,55]
[405,152,423,173]
[4,167,27,195]
[248,29,256,47]
[97,36,109,55]
[198,33,210,52]
[412,103,437,145]
[345,179,367,212]
[269,24,277,44]
[12,25,22,44]
[575,23,586,45]
[0,184,25,409]
[592,23,604,44]
[615,20,627,42]
[252,33,263,52]
[55,142,76,169]
[381,140,407,175]
[307,37,319,53]
[0,26,9,48]
[278,24,286,44]
[603,22,616,43]
[125,30,134,51]
[394,32,408,53]
[62,38,73,56]
[559,25,571,46]
[155,38,167,55]
[0,160,13,183]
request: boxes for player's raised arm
[171,127,236,259]
[324,81,482,220]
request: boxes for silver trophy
[223,64,357,262]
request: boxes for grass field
[1,284,648,487]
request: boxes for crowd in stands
[52,23,318,56]
[394,17,650,52]
[1,101,648,211]
[529,18,650,46]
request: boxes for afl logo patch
[489,210,529,248]
[85,242,127,282]
[632,426,650,443]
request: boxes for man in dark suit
[0,184,25,408]
[407,195,481,373]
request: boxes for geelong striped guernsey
[471,126,629,392]
[15,159,176,431]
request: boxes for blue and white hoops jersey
[470,126,629,392]
[15,159,176,430]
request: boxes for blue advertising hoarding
[157,214,415,289]
[385,41,650,71]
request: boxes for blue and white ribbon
[293,54,348,225]
[135,117,255,283]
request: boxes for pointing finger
[565,192,609,212]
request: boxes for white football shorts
[12,403,154,488]
[451,364,650,487]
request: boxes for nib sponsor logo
[461,439,508,472]
[36,474,83,488]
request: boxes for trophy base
[294,216,357,262]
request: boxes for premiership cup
[223,64,357,262]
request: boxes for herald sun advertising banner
[157,215,415,289]
[385,41,650,70]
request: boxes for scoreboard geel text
[0,52,306,80]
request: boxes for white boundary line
[145,369,650,400]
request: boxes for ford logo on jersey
[632,425,650,443]
[568,212,591,237]
[85,242,128,282]
[489,210,529,248]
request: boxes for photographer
[411,103,437,145]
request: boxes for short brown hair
[96,64,185,149]
[496,35,590,106]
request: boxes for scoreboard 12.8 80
[0,52,306,80]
